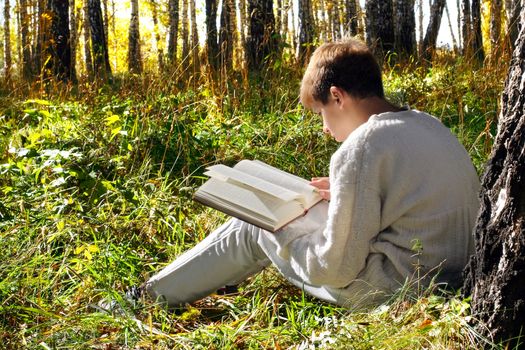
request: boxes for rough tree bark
[219,0,234,70]
[88,0,111,80]
[394,0,416,59]
[345,0,358,36]
[189,0,199,68]
[246,0,277,71]
[3,0,11,79]
[298,0,315,65]
[490,0,503,56]
[47,0,76,82]
[181,0,189,62]
[505,0,521,52]
[205,0,219,69]
[18,0,32,79]
[167,0,179,64]
[463,10,525,348]
[365,0,395,62]
[128,0,142,73]
[421,0,446,62]
[461,0,471,55]
[471,0,484,63]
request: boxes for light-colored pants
[144,202,359,306]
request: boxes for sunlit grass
[0,57,508,349]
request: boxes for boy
[136,38,480,308]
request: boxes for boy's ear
[329,86,345,104]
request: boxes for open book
[194,160,323,232]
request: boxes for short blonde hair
[300,38,384,110]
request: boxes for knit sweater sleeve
[273,128,381,288]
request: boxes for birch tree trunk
[167,0,179,64]
[149,0,164,71]
[505,0,522,52]
[298,0,314,65]
[345,0,358,36]
[365,0,395,62]
[246,0,277,71]
[88,0,111,80]
[47,0,75,82]
[189,0,199,68]
[219,0,234,70]
[205,0,219,69]
[3,0,11,78]
[471,0,484,63]
[490,0,503,56]
[463,9,525,347]
[83,0,93,77]
[128,0,142,73]
[421,0,446,62]
[394,0,416,59]
[70,0,80,81]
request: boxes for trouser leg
[145,218,271,306]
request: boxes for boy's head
[300,38,384,110]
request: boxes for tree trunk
[3,0,11,78]
[394,0,416,59]
[239,0,247,53]
[219,0,234,70]
[421,0,446,62]
[83,0,93,77]
[149,0,164,71]
[463,8,525,347]
[246,0,277,71]
[505,0,522,52]
[167,0,179,64]
[128,0,142,74]
[298,0,314,65]
[365,0,395,62]
[47,0,75,82]
[345,0,358,36]
[205,0,219,69]
[330,0,342,40]
[461,0,471,55]
[471,0,484,63]
[418,0,423,56]
[88,0,111,80]
[181,0,189,62]
[490,0,502,57]
[444,2,458,52]
[281,0,289,45]
[34,0,46,78]
[18,0,32,80]
[189,0,200,68]
[70,0,80,81]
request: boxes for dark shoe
[216,285,239,295]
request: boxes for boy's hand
[310,177,331,201]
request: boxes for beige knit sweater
[269,109,480,306]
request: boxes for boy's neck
[354,96,403,121]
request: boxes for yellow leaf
[87,244,99,253]
[74,246,84,255]
[105,114,120,126]
[57,220,65,231]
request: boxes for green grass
[0,57,507,349]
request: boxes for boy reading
[133,38,480,308]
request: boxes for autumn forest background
[0,0,518,349]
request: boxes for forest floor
[0,56,509,349]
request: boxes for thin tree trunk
[88,0,111,80]
[219,0,234,70]
[471,0,484,63]
[128,0,141,73]
[189,0,199,68]
[505,0,522,52]
[70,0,79,81]
[463,7,525,346]
[421,0,446,62]
[332,0,342,40]
[418,0,423,56]
[394,0,416,59]
[205,0,219,69]
[444,2,458,52]
[345,0,358,36]
[461,0,471,55]
[34,0,45,77]
[83,0,93,77]
[47,0,75,82]
[3,0,11,78]
[18,0,32,79]
[246,0,277,71]
[181,0,189,62]
[167,0,179,64]
[365,0,395,62]
[102,0,108,49]
[490,0,502,56]
[149,0,164,71]
[298,0,314,65]
[282,0,289,44]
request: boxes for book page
[234,160,321,208]
[196,178,304,231]
[205,165,301,202]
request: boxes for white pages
[193,160,323,232]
